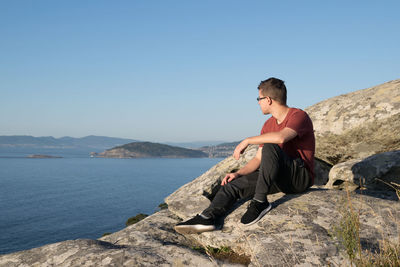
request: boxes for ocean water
[0,153,222,255]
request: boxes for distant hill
[164,141,228,149]
[198,141,240,158]
[93,142,208,158]
[0,135,138,150]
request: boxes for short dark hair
[258,77,287,105]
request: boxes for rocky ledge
[0,184,398,266]
[1,79,399,266]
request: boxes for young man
[174,77,315,234]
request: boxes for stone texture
[305,79,400,165]
[2,188,397,266]
[325,150,400,190]
[164,147,399,266]
[0,210,229,267]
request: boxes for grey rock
[3,188,397,266]
[165,148,399,266]
[167,186,398,266]
[305,79,400,165]
[0,210,226,267]
[325,150,400,191]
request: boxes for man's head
[257,77,287,105]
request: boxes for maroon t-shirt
[259,108,315,184]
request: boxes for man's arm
[221,147,262,185]
[233,127,297,160]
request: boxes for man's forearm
[236,157,261,176]
[246,128,298,146]
[246,132,285,145]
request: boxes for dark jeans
[202,143,312,219]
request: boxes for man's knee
[220,176,251,199]
[218,181,238,198]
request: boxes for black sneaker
[240,200,272,225]
[174,214,216,234]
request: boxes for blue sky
[1,1,399,142]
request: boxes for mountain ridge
[0,135,138,149]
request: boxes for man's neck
[271,105,290,124]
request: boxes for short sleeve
[286,110,311,138]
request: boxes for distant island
[198,141,240,158]
[92,142,208,158]
[27,154,63,159]
[0,135,239,158]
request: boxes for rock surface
[2,185,398,266]
[0,210,229,267]
[164,148,399,266]
[325,150,400,191]
[305,79,400,165]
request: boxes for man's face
[258,90,270,115]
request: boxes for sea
[0,148,223,255]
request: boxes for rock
[325,150,400,191]
[2,189,398,266]
[166,187,398,266]
[305,79,400,165]
[0,210,226,267]
[164,148,399,265]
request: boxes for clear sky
[1,1,399,143]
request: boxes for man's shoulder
[263,115,275,125]
[289,108,311,119]
[287,107,314,131]
[289,107,306,114]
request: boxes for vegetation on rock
[192,245,251,265]
[332,183,400,266]
[158,202,168,210]
[125,213,148,226]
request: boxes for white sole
[242,203,272,226]
[174,224,216,234]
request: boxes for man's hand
[233,139,249,160]
[221,172,240,186]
